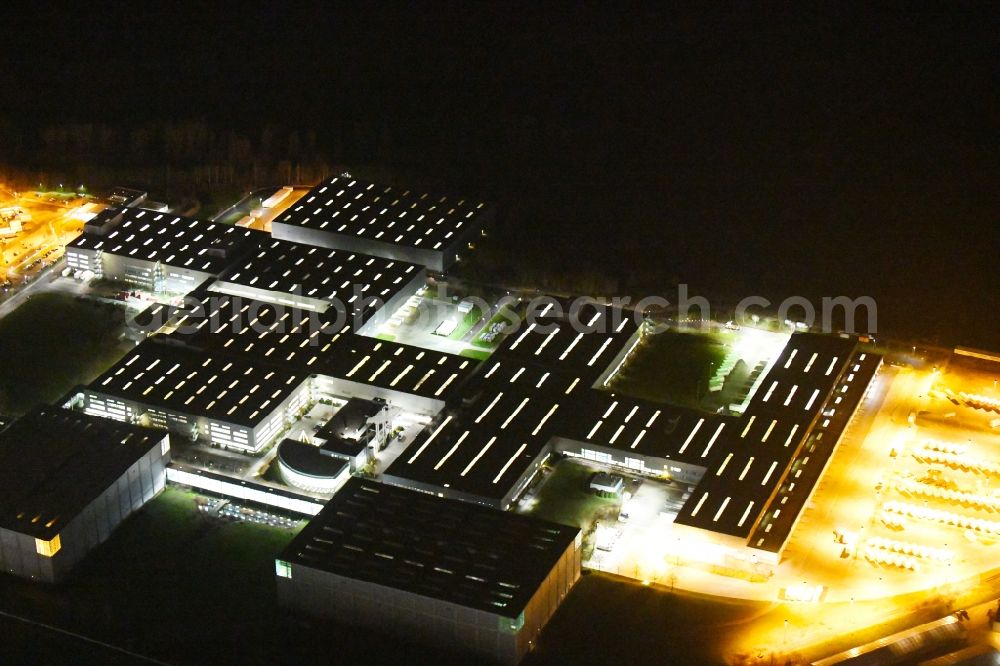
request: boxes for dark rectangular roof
[87,339,307,428]
[0,407,166,540]
[566,390,737,467]
[316,398,382,440]
[273,175,491,251]
[672,333,860,539]
[279,478,579,617]
[383,358,580,502]
[68,206,263,274]
[214,236,422,321]
[746,350,882,552]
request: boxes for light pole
[784,619,788,645]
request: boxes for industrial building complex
[276,478,580,665]
[0,173,915,664]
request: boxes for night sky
[1,3,997,348]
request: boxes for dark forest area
[0,4,997,347]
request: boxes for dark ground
[0,291,129,414]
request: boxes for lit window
[275,559,292,579]
[35,535,61,557]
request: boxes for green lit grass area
[520,460,619,530]
[460,347,491,361]
[0,292,130,414]
[472,305,519,349]
[448,305,482,340]
[603,328,731,410]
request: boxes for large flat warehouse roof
[143,293,477,402]
[383,358,581,503]
[213,237,422,321]
[566,390,737,467]
[68,207,263,274]
[672,333,861,540]
[279,478,578,618]
[272,175,491,251]
[87,340,306,428]
[0,407,166,541]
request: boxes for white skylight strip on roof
[475,392,504,423]
[716,453,734,476]
[532,404,559,436]
[761,420,777,442]
[368,360,392,383]
[762,381,778,402]
[508,323,536,350]
[783,424,799,447]
[713,497,731,522]
[484,362,501,379]
[804,388,821,410]
[413,370,435,392]
[678,418,705,454]
[407,415,454,464]
[587,420,603,439]
[738,456,755,481]
[623,405,639,423]
[645,410,661,428]
[434,373,458,397]
[702,422,726,458]
[601,334,642,387]
[534,326,559,355]
[737,501,755,528]
[434,430,470,470]
[741,415,756,438]
[500,397,530,429]
[565,377,581,394]
[603,401,618,418]
[345,354,370,378]
[630,429,647,450]
[783,349,798,369]
[804,352,818,372]
[608,424,625,444]
[587,338,614,367]
[536,372,550,388]
[761,461,779,486]
[783,385,798,406]
[389,364,413,387]
[559,333,584,360]
[690,492,709,517]
[461,436,497,477]
[825,356,839,376]
[509,367,525,383]
[492,443,528,485]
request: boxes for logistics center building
[80,341,310,454]
[271,175,492,272]
[65,207,263,294]
[0,407,170,583]
[276,478,580,666]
